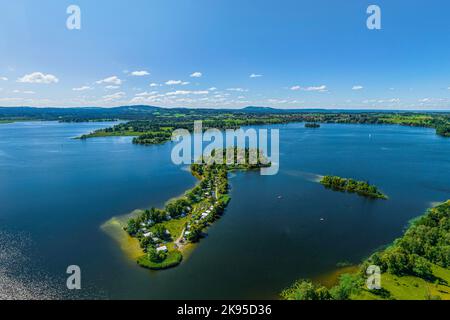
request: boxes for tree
[186,224,202,243]
[153,224,166,239]
[381,246,410,275]
[126,219,139,235]
[148,246,168,263]
[330,274,362,300]
[411,255,433,279]
[280,280,332,300]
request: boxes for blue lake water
[0,121,449,299]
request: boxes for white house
[156,246,168,253]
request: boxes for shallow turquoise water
[0,121,449,299]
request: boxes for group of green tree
[436,124,450,137]
[75,109,450,144]
[320,175,387,199]
[281,200,450,300]
[184,149,268,243]
[281,274,363,300]
[366,201,450,279]
[125,147,269,268]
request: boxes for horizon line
[1,105,450,112]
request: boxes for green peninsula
[123,148,270,270]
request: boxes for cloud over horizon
[17,72,59,84]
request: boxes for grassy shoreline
[102,149,269,271]
[282,200,450,300]
[78,112,450,143]
[101,201,197,270]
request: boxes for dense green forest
[320,176,387,199]
[78,109,450,144]
[281,200,450,300]
[1,106,448,139]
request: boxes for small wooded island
[124,148,270,270]
[320,175,387,199]
[305,123,321,128]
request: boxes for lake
[0,121,449,299]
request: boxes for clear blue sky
[1,0,449,109]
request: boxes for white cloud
[363,98,400,104]
[290,85,327,92]
[13,90,35,94]
[0,97,26,102]
[129,96,149,104]
[17,72,59,84]
[105,85,120,90]
[149,83,161,87]
[135,91,158,97]
[352,85,364,90]
[96,76,122,85]
[165,90,209,96]
[0,77,8,81]
[72,86,91,91]
[165,80,190,86]
[208,87,217,91]
[304,85,327,92]
[190,72,202,78]
[250,73,263,78]
[226,88,248,92]
[267,99,288,104]
[130,70,150,76]
[103,92,126,101]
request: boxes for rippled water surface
[0,121,449,299]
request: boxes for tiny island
[123,148,270,270]
[305,123,321,128]
[320,175,387,199]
